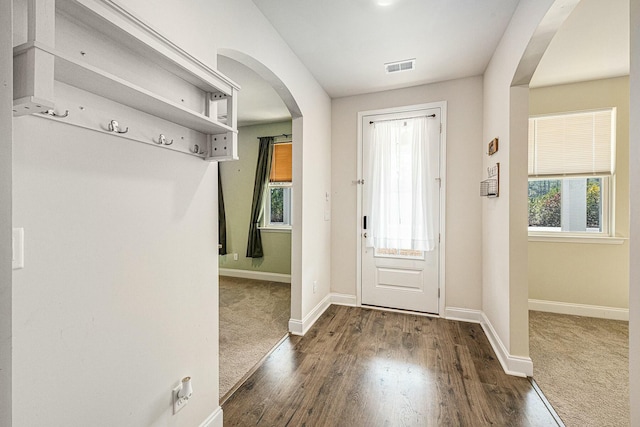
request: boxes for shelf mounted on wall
[13,0,240,162]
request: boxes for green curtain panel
[218,166,227,256]
[246,136,274,258]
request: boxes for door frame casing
[356,101,447,315]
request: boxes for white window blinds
[528,109,615,177]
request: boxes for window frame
[259,139,293,231]
[263,181,292,230]
[527,108,616,240]
[527,175,612,238]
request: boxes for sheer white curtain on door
[365,116,437,251]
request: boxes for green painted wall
[219,121,292,275]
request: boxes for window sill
[528,234,626,245]
[259,227,292,233]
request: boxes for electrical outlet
[173,385,188,414]
[233,253,238,261]
[172,377,193,415]
[313,280,317,294]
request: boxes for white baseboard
[288,318,304,335]
[289,294,331,336]
[219,268,291,284]
[330,293,357,306]
[529,299,629,321]
[445,306,532,378]
[444,307,484,324]
[200,406,223,427]
[480,312,533,377]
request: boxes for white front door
[361,107,441,314]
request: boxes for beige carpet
[529,310,629,427]
[219,276,290,399]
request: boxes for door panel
[377,268,423,290]
[361,107,441,314]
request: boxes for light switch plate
[12,228,24,270]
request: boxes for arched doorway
[510,0,631,424]
[215,49,303,401]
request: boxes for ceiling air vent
[385,58,415,74]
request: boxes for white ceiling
[220,0,629,126]
[252,0,522,98]
[530,0,629,87]
[217,56,291,127]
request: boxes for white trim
[356,109,364,307]
[258,227,292,233]
[528,235,626,244]
[219,268,291,284]
[0,0,12,423]
[444,307,484,324]
[200,406,223,427]
[438,104,447,316]
[529,299,629,321]
[288,294,331,336]
[264,182,293,228]
[330,293,357,306]
[480,312,533,377]
[356,101,447,315]
[445,307,533,377]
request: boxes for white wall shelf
[53,51,234,135]
[13,0,239,162]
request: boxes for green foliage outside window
[528,180,561,227]
[270,187,284,223]
[528,178,602,230]
[586,178,601,229]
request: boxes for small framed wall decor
[488,138,499,156]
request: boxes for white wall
[482,0,554,359]
[13,120,220,426]
[628,0,639,423]
[114,0,332,322]
[11,0,331,425]
[1,0,13,424]
[331,76,484,311]
[195,0,333,321]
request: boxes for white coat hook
[191,144,205,155]
[108,120,129,134]
[42,109,69,118]
[158,134,173,146]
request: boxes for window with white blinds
[528,109,615,177]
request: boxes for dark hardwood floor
[222,305,559,426]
